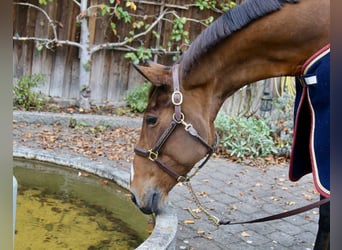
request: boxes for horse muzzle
[130,188,164,215]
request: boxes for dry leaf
[184,220,195,224]
[197,230,206,236]
[99,179,108,185]
[302,193,313,201]
[25,132,32,138]
[198,191,207,197]
[78,171,89,177]
[241,231,250,237]
[49,136,56,142]
[230,204,238,210]
[285,201,296,206]
[192,208,201,214]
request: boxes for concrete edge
[13,147,130,189]
[13,111,178,250]
[13,110,143,128]
[136,206,178,250]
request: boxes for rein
[134,64,219,183]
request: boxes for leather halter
[134,64,219,182]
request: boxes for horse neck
[181,0,329,122]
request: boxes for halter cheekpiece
[134,64,219,182]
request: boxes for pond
[13,158,152,250]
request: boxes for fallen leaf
[184,220,195,224]
[302,193,313,201]
[197,230,206,236]
[49,136,56,142]
[285,201,296,206]
[198,191,207,197]
[78,172,89,177]
[230,205,238,210]
[241,231,250,237]
[99,179,108,185]
[192,208,201,214]
[25,132,32,138]
[305,215,311,220]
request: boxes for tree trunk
[78,0,91,110]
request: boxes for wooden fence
[13,1,215,100]
[13,0,287,116]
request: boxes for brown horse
[130,0,329,248]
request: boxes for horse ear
[132,62,172,86]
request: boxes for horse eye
[146,116,158,126]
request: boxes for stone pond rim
[13,110,178,250]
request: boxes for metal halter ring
[148,149,158,161]
[173,112,185,123]
[171,90,183,105]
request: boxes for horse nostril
[131,192,137,205]
[151,192,159,213]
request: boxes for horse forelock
[180,0,299,76]
[147,84,172,111]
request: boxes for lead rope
[183,177,330,227]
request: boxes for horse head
[130,61,218,214]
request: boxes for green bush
[13,74,47,110]
[214,113,278,159]
[125,82,151,113]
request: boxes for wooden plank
[89,0,98,45]
[69,59,80,99]
[107,51,132,102]
[89,50,108,102]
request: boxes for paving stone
[169,159,320,249]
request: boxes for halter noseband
[134,64,219,182]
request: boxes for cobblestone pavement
[169,159,320,250]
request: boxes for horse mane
[180,0,299,75]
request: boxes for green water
[14,159,152,250]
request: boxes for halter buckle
[148,149,158,161]
[171,91,183,105]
